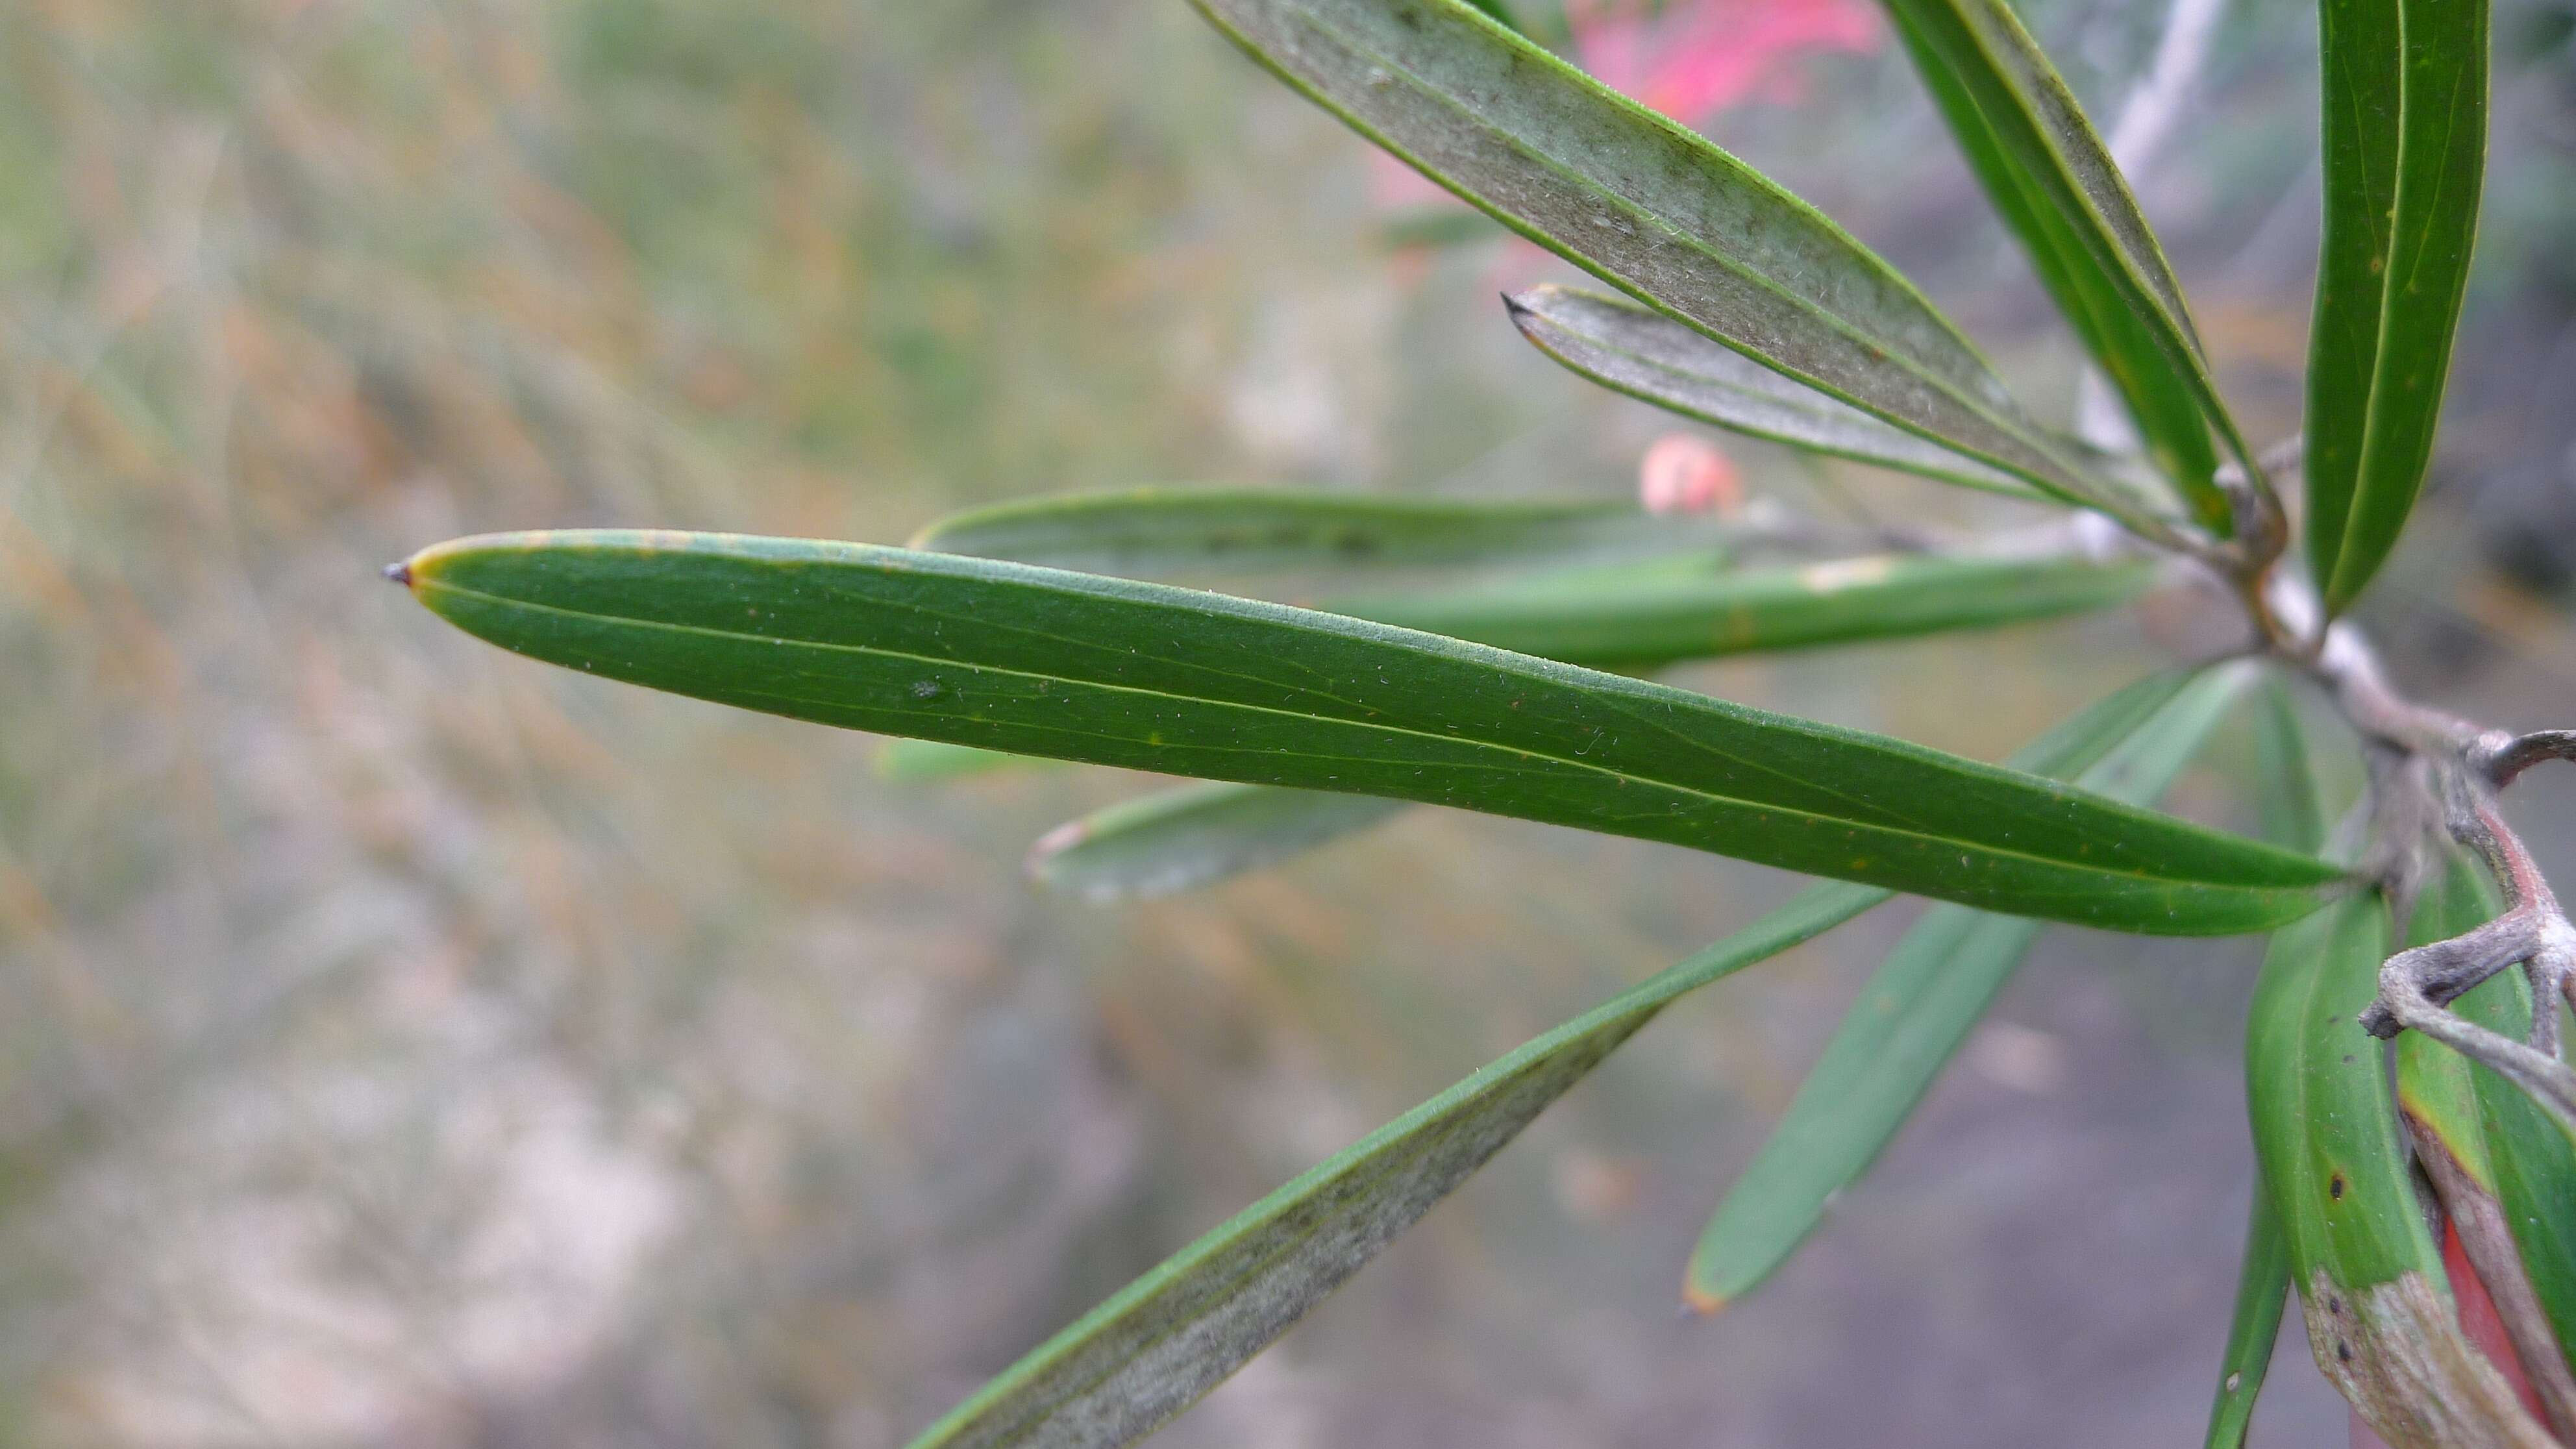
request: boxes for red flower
[1571,0,1879,123]
[1374,0,1884,265]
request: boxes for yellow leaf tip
[1679,1284,1726,1317]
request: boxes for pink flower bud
[1638,433,1741,516]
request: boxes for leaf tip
[1026,817,1092,878]
[381,559,414,588]
[1498,285,1556,333]
[1679,1283,1726,1317]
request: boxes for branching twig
[2483,731,2576,789]
[2183,444,2576,1157]
[2066,0,2576,1415]
[2344,743,2576,1142]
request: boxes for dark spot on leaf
[2329,1173,2346,1200]
[2338,1341,2354,1364]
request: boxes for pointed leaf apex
[1026,818,1094,875]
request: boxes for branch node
[2481,730,2576,789]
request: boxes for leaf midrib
[1903,0,2249,473]
[923,882,1881,1447]
[419,575,2320,895]
[1511,288,2037,495]
[2329,29,2472,591]
[1259,0,2100,504]
[965,1061,1548,1449]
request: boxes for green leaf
[2305,0,2490,612]
[900,669,2201,1449]
[1378,205,1504,251]
[2468,989,2576,1382]
[1483,545,1733,595]
[1335,550,2157,672]
[2467,1008,2576,1382]
[1187,0,2133,513]
[2244,899,2414,1289]
[2205,1185,2292,1449]
[2439,859,2576,1380]
[2395,853,2576,1432]
[1025,569,2155,902]
[2253,680,2333,856]
[1681,661,2249,1309]
[395,530,2345,935]
[1025,556,2159,897]
[2246,889,2547,1442]
[1880,0,2240,526]
[910,488,1709,578]
[2398,869,2507,1204]
[1513,0,1572,49]
[906,881,1885,1449]
[1504,286,2044,500]
[2199,677,2309,1448]
[876,737,1048,781]
[1029,782,1406,901]
[2244,893,2440,1415]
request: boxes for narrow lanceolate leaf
[906,884,1883,1449]
[2253,681,2333,856]
[900,671,2192,1449]
[1030,783,1406,901]
[1504,287,2041,500]
[1509,0,1572,49]
[1881,0,2240,525]
[1028,575,2153,902]
[2305,0,2490,612]
[2205,1185,2292,1449]
[911,488,1711,578]
[2202,677,2327,1448]
[1379,206,1505,252]
[395,532,2345,935]
[2399,856,2514,1208]
[1683,662,2248,1310]
[2247,892,2551,1447]
[877,738,1046,781]
[1337,551,2156,672]
[1187,0,2128,511]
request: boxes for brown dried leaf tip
[2304,1270,2555,1449]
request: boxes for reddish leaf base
[2347,1221,2547,1449]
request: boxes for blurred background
[5,0,2576,1444]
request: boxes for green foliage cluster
[390,0,2572,1443]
